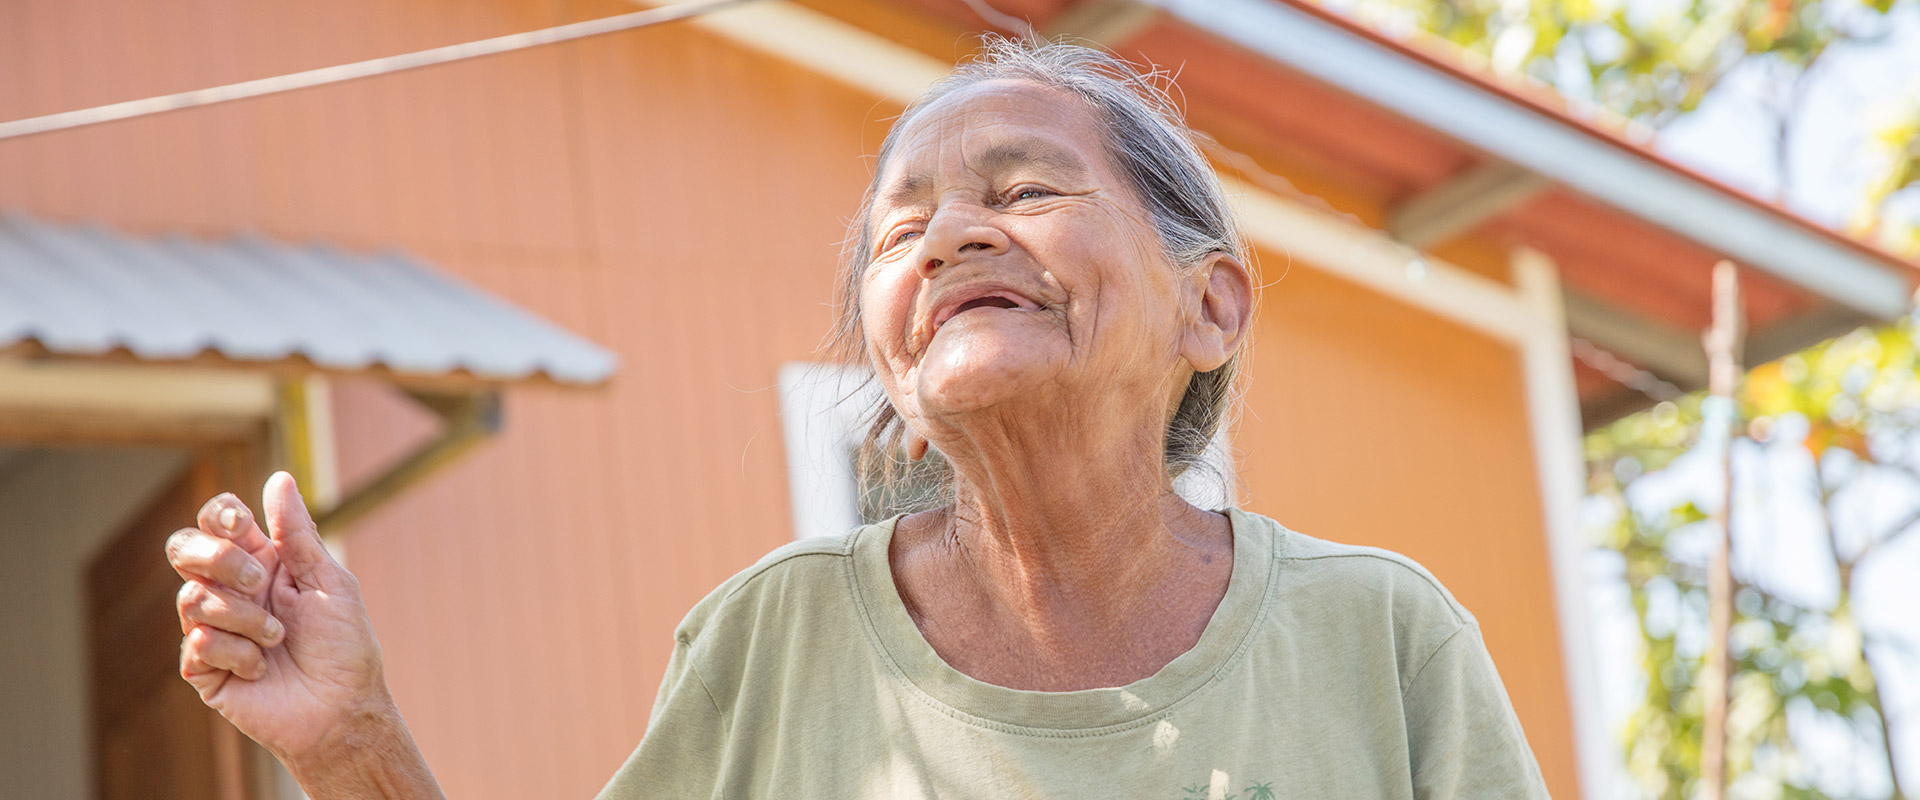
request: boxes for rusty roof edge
[1144,0,1915,320]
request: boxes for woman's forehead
[878,80,1109,185]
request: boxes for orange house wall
[0,1,1577,797]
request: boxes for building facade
[4,1,1914,798]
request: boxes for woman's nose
[915,203,1009,279]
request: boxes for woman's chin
[912,333,1063,417]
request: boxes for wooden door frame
[84,426,280,800]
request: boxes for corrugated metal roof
[0,212,616,385]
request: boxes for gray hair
[829,37,1250,518]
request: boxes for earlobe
[1182,252,1255,372]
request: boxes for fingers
[262,471,342,590]
[178,580,283,648]
[181,624,267,684]
[167,526,269,595]
[196,492,273,557]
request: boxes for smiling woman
[164,39,1551,800]
[837,41,1247,516]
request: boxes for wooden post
[1699,261,1745,800]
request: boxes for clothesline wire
[0,0,764,142]
[1571,337,1686,403]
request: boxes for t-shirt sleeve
[594,637,727,800]
[1402,623,1552,800]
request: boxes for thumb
[262,471,339,590]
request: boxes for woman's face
[860,79,1209,440]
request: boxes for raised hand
[168,471,444,798]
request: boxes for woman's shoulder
[1234,509,1475,633]
[671,527,868,645]
[1232,510,1480,695]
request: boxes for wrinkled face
[860,79,1198,436]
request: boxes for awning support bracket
[306,388,503,533]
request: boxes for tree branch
[1862,642,1912,799]
[1856,504,1920,567]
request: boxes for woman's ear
[1180,252,1254,373]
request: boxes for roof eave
[1143,0,1915,321]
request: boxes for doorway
[0,441,284,799]
[87,442,271,800]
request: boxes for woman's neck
[948,446,1181,601]
[893,410,1233,689]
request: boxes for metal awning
[0,210,618,531]
[0,211,616,386]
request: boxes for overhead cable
[0,0,764,142]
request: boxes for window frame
[778,361,1239,540]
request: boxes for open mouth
[932,291,1036,335]
[953,296,1021,315]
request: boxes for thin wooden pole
[1699,260,1745,800]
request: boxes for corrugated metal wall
[0,0,1575,796]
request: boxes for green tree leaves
[1584,317,1920,797]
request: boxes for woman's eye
[887,230,921,249]
[1012,188,1053,201]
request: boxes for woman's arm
[283,703,444,800]
[167,471,446,800]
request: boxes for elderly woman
[167,40,1550,799]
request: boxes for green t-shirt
[597,508,1551,799]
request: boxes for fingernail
[219,507,240,531]
[265,617,283,642]
[240,562,264,590]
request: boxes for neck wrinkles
[925,406,1211,624]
